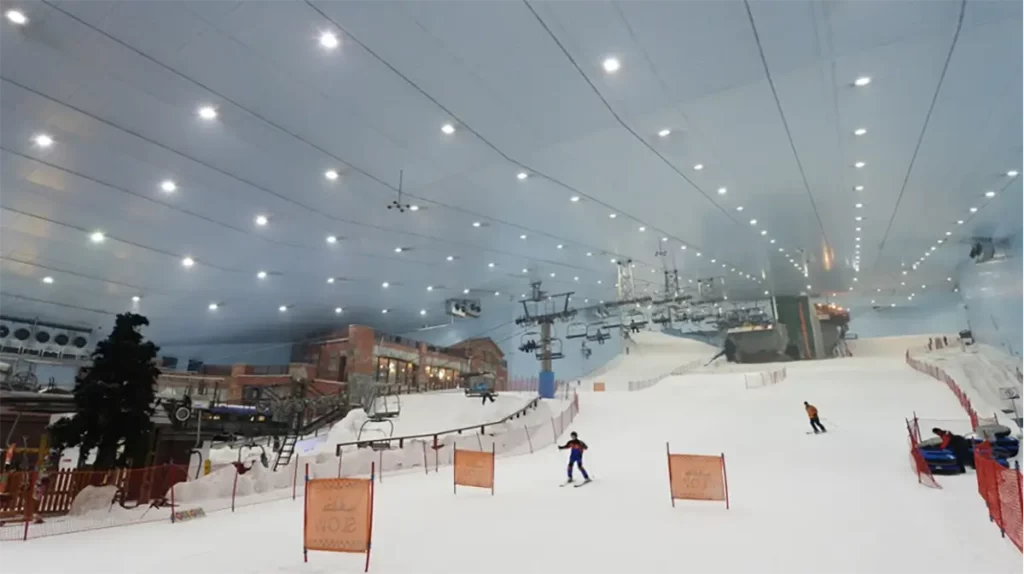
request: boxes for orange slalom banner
[304,463,376,572]
[453,444,495,495]
[592,382,606,392]
[666,443,729,509]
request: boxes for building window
[376,357,417,385]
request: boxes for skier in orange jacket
[804,401,827,434]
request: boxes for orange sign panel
[593,382,606,392]
[454,448,494,492]
[304,478,373,554]
[666,446,729,508]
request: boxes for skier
[480,389,496,405]
[932,428,974,470]
[804,401,827,434]
[558,431,591,485]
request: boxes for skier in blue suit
[558,431,591,484]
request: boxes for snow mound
[68,485,117,516]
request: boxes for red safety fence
[905,416,940,489]
[905,350,999,429]
[974,446,1023,552]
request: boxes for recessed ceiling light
[693,164,704,171]
[901,281,906,286]
[609,213,617,219]
[946,277,952,282]
[90,231,105,243]
[769,239,776,244]
[181,257,195,268]
[446,255,454,261]
[855,203,863,209]
[945,231,952,236]
[208,303,218,310]
[749,219,757,226]
[409,205,419,211]
[598,280,603,284]
[570,195,580,202]
[854,185,864,191]
[853,128,867,136]
[930,246,937,251]
[42,276,54,284]
[855,227,862,232]
[463,288,470,294]
[937,239,944,244]
[6,10,27,25]
[257,271,267,279]
[661,237,668,242]
[382,309,389,314]
[717,187,727,195]
[984,190,996,198]
[711,258,717,263]
[132,296,141,302]
[969,207,978,213]
[855,216,863,221]
[488,262,495,268]
[472,221,481,227]
[557,244,564,249]
[956,220,964,225]
[586,252,593,257]
[326,235,338,244]
[33,134,53,148]
[335,307,343,314]
[658,129,671,137]
[382,282,389,288]
[324,169,339,181]
[419,309,427,316]
[278,305,288,312]
[441,123,456,135]
[394,247,403,253]
[602,57,621,73]
[854,161,866,168]
[197,106,217,120]
[550,272,556,277]
[520,234,527,240]
[494,291,500,296]
[1007,170,1019,177]
[736,206,744,212]
[638,226,646,232]
[681,245,687,250]
[254,214,268,226]
[854,76,872,87]
[517,171,528,180]
[778,248,783,252]
[574,276,579,281]
[319,31,339,49]
[327,277,335,284]
[806,285,812,290]
[160,180,177,192]
[696,252,701,257]
[760,230,767,236]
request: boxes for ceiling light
[855,216,863,221]
[208,303,218,311]
[717,187,727,195]
[319,31,339,49]
[806,285,812,290]
[324,169,339,180]
[984,191,996,198]
[394,247,403,253]
[446,255,454,261]
[42,276,54,284]
[494,291,500,296]
[658,129,671,137]
[326,235,338,244]
[463,289,470,294]
[937,239,943,244]
[586,252,592,257]
[382,309,389,314]
[749,219,757,226]
[681,245,687,250]
[335,307,343,314]
[419,309,427,316]
[409,205,419,212]
[197,106,217,120]
[736,206,744,212]
[778,248,783,252]
[854,185,864,191]
[132,296,141,303]
[574,276,579,281]
[930,246,937,251]
[661,237,668,242]
[602,57,621,73]
[550,273,556,277]
[33,134,53,148]
[257,271,267,279]
[278,305,288,312]
[969,207,978,213]
[382,282,389,288]
[327,277,335,284]
[557,244,564,249]
[760,230,767,236]
[855,203,863,209]
[693,164,704,171]
[488,262,495,268]
[944,231,952,236]
[609,213,617,219]
[598,280,603,284]
[901,281,906,286]
[854,76,872,87]
[1007,170,1019,177]
[254,214,268,226]
[710,258,717,263]
[854,161,865,168]
[853,128,867,136]
[570,195,580,202]
[696,252,701,257]
[5,10,27,25]
[638,226,646,232]
[956,220,964,225]
[90,231,105,243]
[517,171,528,180]
[441,123,455,135]
[181,257,195,268]
[946,277,952,282]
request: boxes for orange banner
[592,382,606,392]
[304,478,373,554]
[454,448,494,492]
[666,446,728,508]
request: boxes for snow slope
[5,354,1018,573]
[577,330,718,390]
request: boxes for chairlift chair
[565,322,587,339]
[535,338,565,361]
[651,309,671,324]
[518,331,540,353]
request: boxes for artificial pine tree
[49,313,161,470]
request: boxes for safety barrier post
[525,424,533,454]
[169,474,176,524]
[665,443,675,508]
[378,450,383,482]
[292,459,299,501]
[422,442,428,475]
[231,466,239,512]
[337,450,343,478]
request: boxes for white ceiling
[0,0,1020,345]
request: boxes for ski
[574,479,593,488]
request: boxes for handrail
[335,395,546,455]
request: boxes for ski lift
[580,340,592,359]
[651,308,671,325]
[356,418,395,449]
[518,331,540,353]
[535,338,564,361]
[586,323,610,345]
[626,311,648,333]
[367,387,401,420]
[565,322,587,339]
